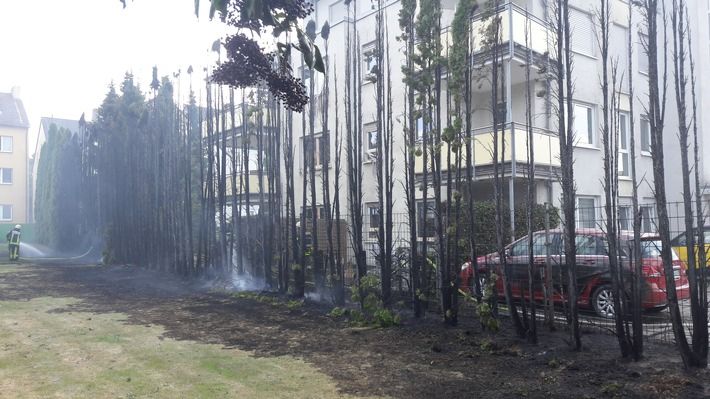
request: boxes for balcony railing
[414,122,560,176]
[440,2,552,60]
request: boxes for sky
[0,0,228,156]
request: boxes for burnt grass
[1,262,708,398]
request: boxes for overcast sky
[0,0,228,155]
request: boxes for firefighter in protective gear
[6,225,21,261]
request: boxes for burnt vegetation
[47,0,710,374]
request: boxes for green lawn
[0,295,369,398]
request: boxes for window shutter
[570,9,595,56]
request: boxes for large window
[0,168,12,184]
[303,134,327,168]
[572,103,595,147]
[0,136,12,153]
[618,112,630,176]
[640,117,651,154]
[0,205,11,221]
[618,205,631,231]
[570,8,596,56]
[577,196,597,229]
[640,205,656,233]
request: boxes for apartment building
[282,0,710,241]
[0,88,29,225]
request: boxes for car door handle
[583,259,596,265]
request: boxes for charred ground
[0,262,707,398]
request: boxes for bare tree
[670,0,708,368]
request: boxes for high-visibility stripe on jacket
[9,231,20,245]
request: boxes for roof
[0,92,29,129]
[40,117,80,136]
[33,117,83,160]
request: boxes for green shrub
[328,307,346,318]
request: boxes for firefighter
[6,224,21,261]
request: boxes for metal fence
[329,200,709,344]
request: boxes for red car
[460,229,690,318]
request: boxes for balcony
[225,173,270,195]
[414,123,560,180]
[441,2,553,66]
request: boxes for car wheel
[592,284,615,319]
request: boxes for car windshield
[641,240,679,260]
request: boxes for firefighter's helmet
[14,225,20,230]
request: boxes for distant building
[0,88,29,225]
[29,117,81,222]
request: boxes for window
[303,135,325,168]
[570,8,596,56]
[367,130,378,152]
[367,203,381,239]
[640,205,655,233]
[362,43,378,81]
[575,235,607,256]
[417,201,436,238]
[640,117,651,153]
[509,233,550,257]
[618,112,630,176]
[577,197,597,229]
[611,25,629,87]
[0,205,11,221]
[367,204,381,229]
[571,103,595,146]
[638,34,649,74]
[0,168,12,184]
[0,136,12,153]
[302,206,325,220]
[618,205,631,231]
[415,116,425,142]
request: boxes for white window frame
[570,102,596,148]
[638,33,649,75]
[362,42,378,83]
[618,205,632,231]
[576,196,598,229]
[0,136,12,153]
[0,168,12,185]
[640,116,652,155]
[0,205,11,221]
[618,111,630,177]
[301,134,324,169]
[367,203,381,230]
[569,8,596,58]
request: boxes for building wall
[286,0,702,234]
[0,125,28,224]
